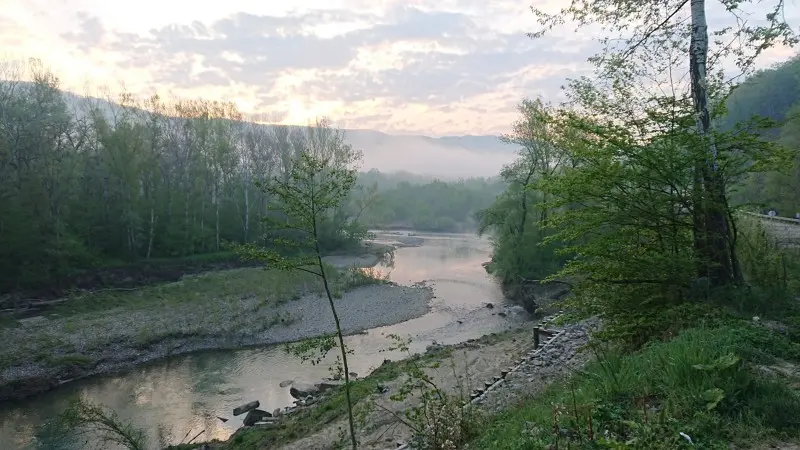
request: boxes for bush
[470,324,800,449]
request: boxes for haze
[1,0,796,177]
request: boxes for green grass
[43,262,388,320]
[470,322,800,449]
[39,354,95,369]
[46,267,321,318]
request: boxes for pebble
[474,317,601,414]
[0,282,434,401]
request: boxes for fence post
[534,326,540,349]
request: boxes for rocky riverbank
[191,321,538,450]
[474,317,601,414]
[0,254,432,403]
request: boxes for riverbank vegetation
[0,62,502,303]
[0,65,383,300]
[471,0,800,448]
[355,173,505,232]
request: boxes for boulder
[242,409,271,427]
[279,379,294,388]
[316,379,345,393]
[290,382,320,399]
[233,400,259,416]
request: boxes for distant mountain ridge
[20,82,519,178]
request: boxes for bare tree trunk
[147,206,157,260]
[214,183,220,251]
[690,0,733,286]
[184,198,190,254]
[243,182,250,242]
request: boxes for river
[0,231,523,449]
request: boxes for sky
[0,0,798,137]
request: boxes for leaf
[692,353,740,371]
[702,388,725,411]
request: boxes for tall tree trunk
[147,206,157,260]
[243,182,250,242]
[689,0,733,286]
[213,182,220,251]
[184,197,190,255]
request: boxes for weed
[470,323,800,449]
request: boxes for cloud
[4,0,797,142]
[60,12,106,52]
[44,2,600,136]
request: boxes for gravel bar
[0,280,432,403]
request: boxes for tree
[238,119,362,449]
[473,1,793,344]
[530,0,798,286]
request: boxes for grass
[43,265,368,319]
[0,262,390,378]
[470,321,800,450]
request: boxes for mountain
[50,87,519,179]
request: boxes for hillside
[49,87,518,179]
[723,55,800,214]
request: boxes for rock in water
[289,382,320,399]
[233,400,260,416]
[279,379,294,388]
[242,409,271,426]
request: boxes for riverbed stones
[242,409,271,426]
[279,379,294,388]
[316,379,345,392]
[290,382,320,399]
[233,400,259,416]
[474,317,601,414]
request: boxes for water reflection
[2,232,514,449]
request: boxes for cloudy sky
[0,0,798,137]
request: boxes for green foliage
[0,62,371,294]
[217,351,447,449]
[471,324,800,449]
[42,398,148,450]
[735,214,800,293]
[478,99,572,308]
[382,334,483,450]
[726,58,800,214]
[235,120,362,449]
[357,175,505,232]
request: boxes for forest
[724,55,800,214]
[0,62,504,295]
[356,172,504,232]
[483,54,800,294]
[468,2,800,444]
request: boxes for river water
[1,231,522,449]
